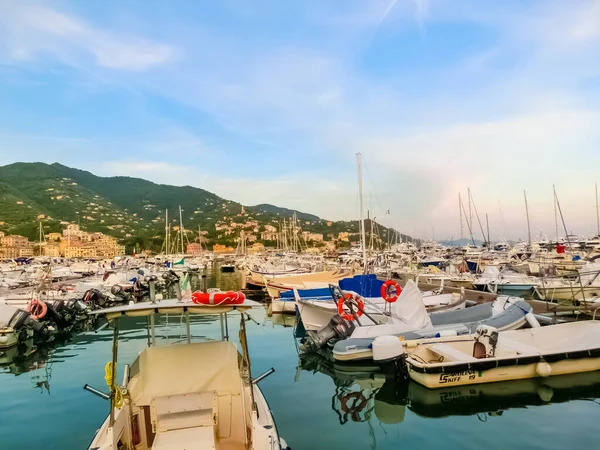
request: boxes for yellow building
[213,244,235,253]
[43,243,61,257]
[18,247,35,257]
[47,232,62,242]
[64,246,97,258]
[247,243,265,254]
[1,235,29,247]
[0,235,33,258]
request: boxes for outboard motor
[162,270,180,285]
[83,288,110,308]
[372,335,408,378]
[473,325,499,358]
[68,299,89,314]
[302,315,356,352]
[3,305,53,343]
[43,301,65,325]
[111,284,131,302]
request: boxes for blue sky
[1,0,600,241]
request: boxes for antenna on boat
[356,153,368,273]
[524,190,532,246]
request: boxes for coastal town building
[0,224,125,258]
[186,243,203,254]
[0,234,34,258]
[213,244,235,253]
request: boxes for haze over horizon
[1,1,599,242]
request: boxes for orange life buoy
[339,391,369,415]
[26,299,47,320]
[191,291,246,305]
[337,293,364,321]
[380,279,402,303]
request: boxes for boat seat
[151,391,218,433]
[428,343,478,362]
[152,426,217,450]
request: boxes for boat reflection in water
[297,351,600,423]
[0,340,57,394]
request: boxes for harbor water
[1,266,599,450]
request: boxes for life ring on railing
[337,293,364,321]
[380,279,402,303]
[26,299,47,320]
[191,291,246,305]
[339,391,369,416]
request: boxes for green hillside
[249,204,319,222]
[0,162,411,252]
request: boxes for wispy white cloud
[0,2,178,71]
[1,0,600,240]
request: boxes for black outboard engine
[111,284,131,303]
[162,270,180,285]
[83,288,110,308]
[5,307,53,343]
[302,315,356,353]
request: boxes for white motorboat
[325,281,538,362]
[472,266,538,297]
[86,297,289,450]
[297,280,466,332]
[390,321,600,389]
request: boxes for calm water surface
[2,266,600,450]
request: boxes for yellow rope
[104,362,123,409]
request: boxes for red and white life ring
[191,291,246,305]
[380,280,402,303]
[337,293,365,321]
[26,299,48,320]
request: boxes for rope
[105,362,123,409]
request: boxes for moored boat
[395,321,600,389]
[85,296,289,450]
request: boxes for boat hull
[494,284,535,297]
[271,299,297,315]
[535,285,600,302]
[0,327,19,350]
[409,356,600,389]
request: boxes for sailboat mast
[468,189,473,231]
[39,222,43,256]
[165,210,169,256]
[459,193,464,242]
[553,185,559,243]
[356,153,367,272]
[524,190,532,245]
[596,183,600,236]
[485,214,490,246]
[468,188,487,246]
[178,205,185,254]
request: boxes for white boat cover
[129,340,242,405]
[579,262,600,286]
[391,280,432,329]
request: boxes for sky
[0,0,599,242]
